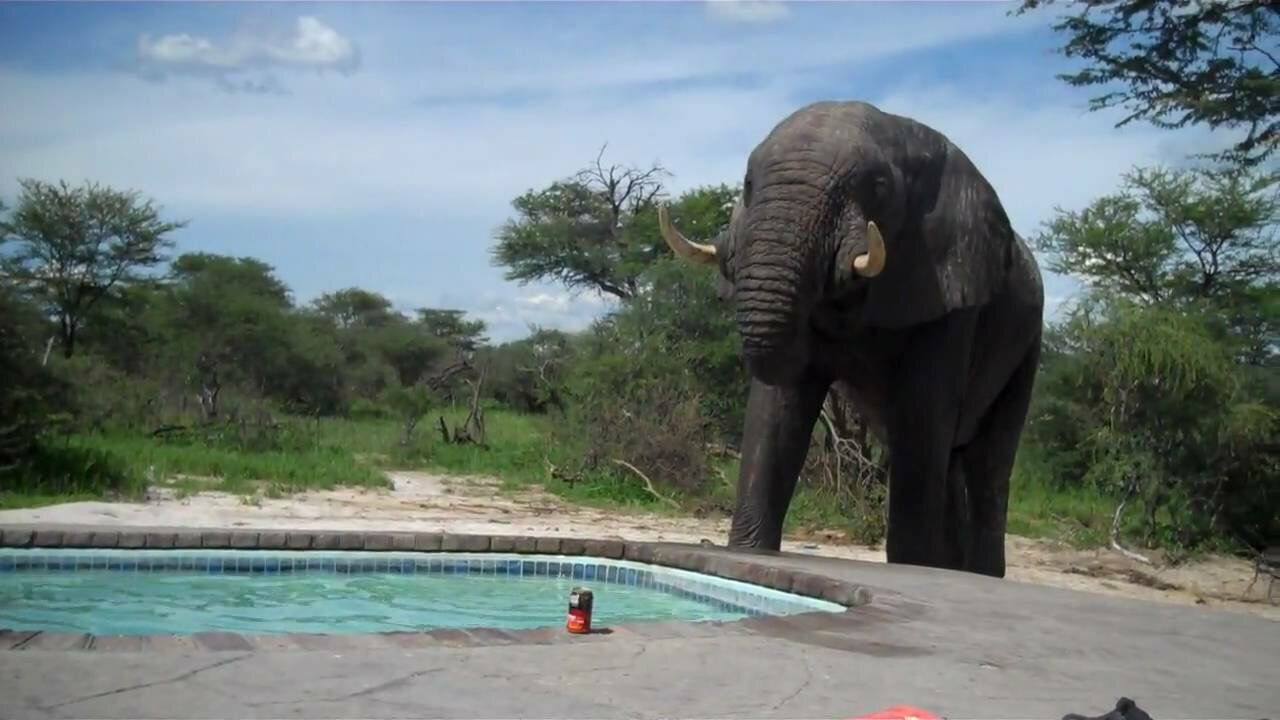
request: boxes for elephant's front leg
[728,376,830,550]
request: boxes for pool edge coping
[0,525,875,652]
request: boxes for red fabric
[849,705,941,720]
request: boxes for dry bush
[800,391,890,544]
[577,383,714,496]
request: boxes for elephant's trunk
[733,204,821,384]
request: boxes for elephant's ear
[861,136,1015,329]
[715,272,735,302]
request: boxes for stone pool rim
[0,525,874,652]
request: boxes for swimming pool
[0,549,843,635]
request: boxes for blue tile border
[0,527,880,653]
[0,527,875,612]
[0,549,843,618]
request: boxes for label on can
[567,587,593,634]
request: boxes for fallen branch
[423,358,474,392]
[704,442,741,460]
[1110,494,1153,565]
[715,465,733,490]
[545,457,584,488]
[612,459,679,508]
[150,424,190,437]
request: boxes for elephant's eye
[742,177,753,206]
[871,175,889,203]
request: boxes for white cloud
[0,68,797,217]
[518,292,572,312]
[136,16,359,93]
[388,2,1021,106]
[706,0,791,25]
[0,62,1204,340]
[383,288,613,343]
[0,2,1221,342]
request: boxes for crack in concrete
[254,665,446,706]
[329,665,445,701]
[474,642,651,682]
[770,653,813,712]
[40,654,250,710]
[10,631,41,650]
[622,642,647,674]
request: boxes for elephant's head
[659,101,1013,385]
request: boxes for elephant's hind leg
[960,334,1042,578]
[942,456,970,571]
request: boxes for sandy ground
[2,470,1276,620]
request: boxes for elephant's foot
[884,543,952,571]
[726,515,784,553]
[886,542,1002,576]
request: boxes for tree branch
[1111,488,1153,565]
[612,459,679,508]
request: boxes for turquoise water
[0,569,748,635]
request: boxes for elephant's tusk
[853,221,886,277]
[658,203,718,266]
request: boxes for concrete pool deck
[1,524,1277,719]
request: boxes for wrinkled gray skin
[660,101,1044,577]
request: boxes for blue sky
[0,1,1216,342]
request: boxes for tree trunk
[60,316,76,359]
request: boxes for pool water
[0,549,841,636]
[0,570,746,635]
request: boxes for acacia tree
[416,308,488,353]
[1030,165,1278,550]
[0,179,185,358]
[1037,165,1278,359]
[312,288,398,330]
[491,145,669,301]
[162,253,295,420]
[1017,0,1280,168]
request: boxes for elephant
[657,100,1044,578]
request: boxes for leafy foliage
[0,285,70,473]
[1,179,184,358]
[574,256,746,440]
[1016,0,1280,167]
[483,327,573,414]
[5,136,1274,557]
[491,147,670,300]
[1032,165,1278,550]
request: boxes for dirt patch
[1,470,1274,621]
[1063,564,1181,592]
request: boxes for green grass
[314,409,569,485]
[1006,444,1115,546]
[2,408,1128,553]
[0,436,146,507]
[387,408,689,513]
[106,432,388,495]
[0,491,105,510]
[1,422,389,508]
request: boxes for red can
[566,587,593,634]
